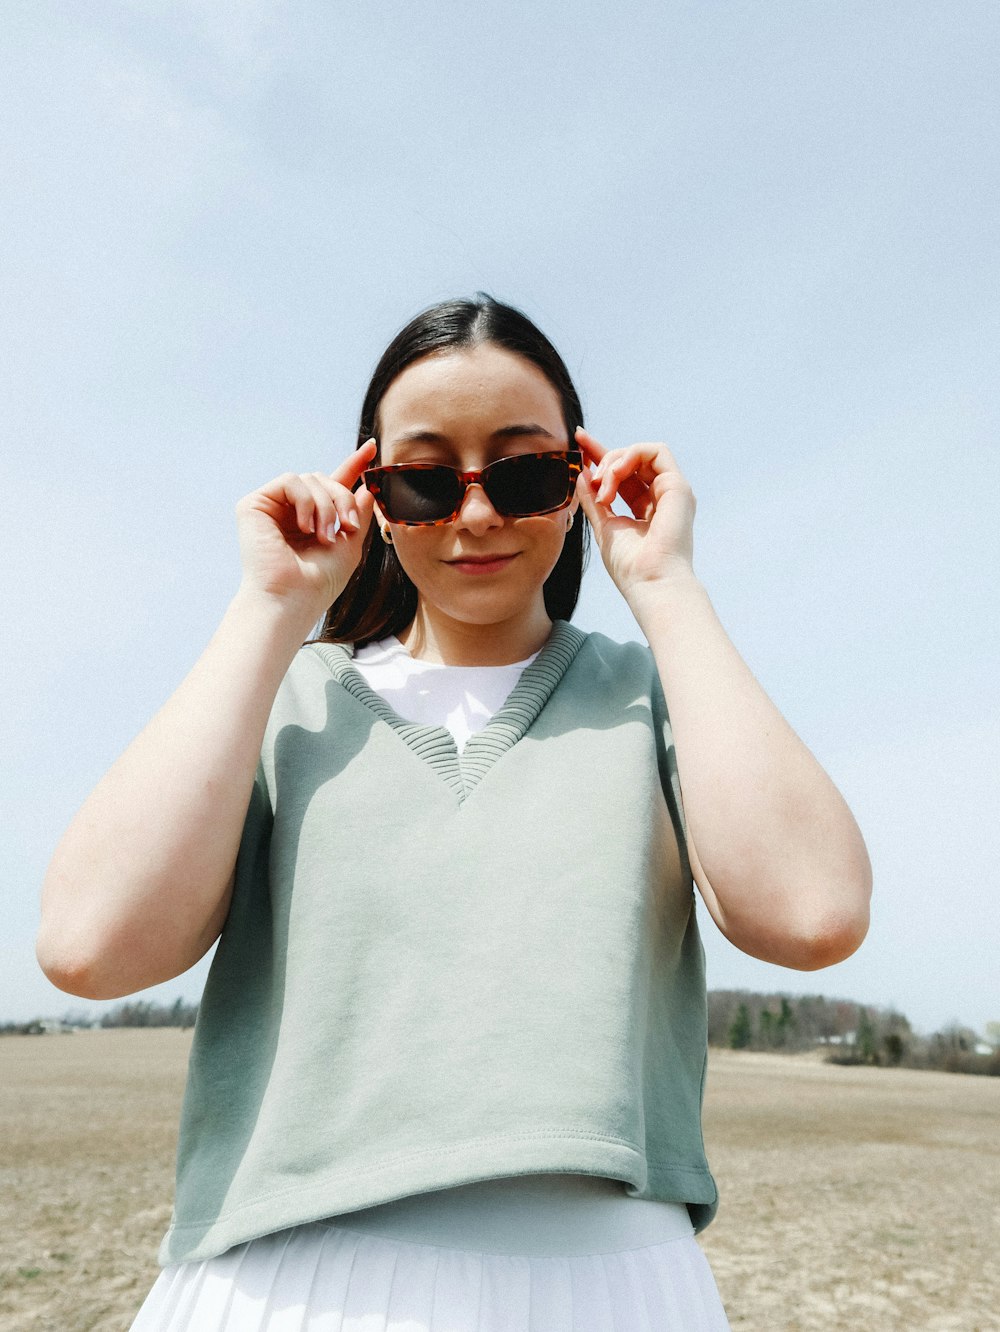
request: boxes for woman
[38,295,872,1330]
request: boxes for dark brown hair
[315,293,590,647]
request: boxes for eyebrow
[389,423,559,451]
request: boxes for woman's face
[374,342,578,643]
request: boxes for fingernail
[345,512,360,530]
[326,523,338,540]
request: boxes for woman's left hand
[573,425,697,604]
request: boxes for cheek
[524,514,569,552]
[391,532,441,579]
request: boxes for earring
[380,525,393,545]
[566,510,575,531]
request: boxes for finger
[617,477,655,522]
[593,442,682,479]
[574,425,606,465]
[618,441,685,483]
[576,467,646,546]
[575,468,610,538]
[352,483,376,531]
[258,472,318,536]
[300,474,340,543]
[335,437,377,490]
[574,428,616,508]
[593,445,674,507]
[591,470,655,524]
[313,476,368,542]
[593,450,645,505]
[576,445,625,516]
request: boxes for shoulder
[565,626,656,692]
[264,642,353,737]
[572,627,651,667]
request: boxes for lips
[446,553,518,564]
[444,552,521,576]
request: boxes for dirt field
[1,1032,997,1331]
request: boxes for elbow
[35,921,127,1001]
[37,873,100,998]
[781,880,872,970]
[36,872,226,1001]
[781,838,873,971]
[36,880,130,1001]
[717,897,871,972]
[786,910,869,971]
[711,832,874,972]
[36,932,105,1000]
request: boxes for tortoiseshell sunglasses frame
[363,449,583,526]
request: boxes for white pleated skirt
[133,1174,729,1330]
[130,1220,729,1331]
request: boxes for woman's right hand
[235,439,378,623]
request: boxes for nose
[454,482,504,534]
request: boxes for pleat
[130,1225,730,1332]
[630,1245,689,1326]
[303,1227,365,1332]
[298,1227,336,1316]
[165,1258,213,1328]
[600,1250,655,1332]
[525,1256,575,1332]
[128,1263,191,1330]
[423,1241,484,1326]
[566,1253,617,1331]
[680,1239,731,1330]
[339,1232,410,1331]
[641,1238,731,1331]
[257,1227,333,1332]
[168,1240,249,1330]
[474,1254,533,1332]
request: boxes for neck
[398,602,555,666]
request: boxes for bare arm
[37,445,377,999]
[634,574,871,969]
[575,427,872,971]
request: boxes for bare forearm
[37,589,313,998]
[630,574,872,969]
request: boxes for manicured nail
[345,511,360,529]
[326,523,338,540]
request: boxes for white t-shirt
[351,635,540,753]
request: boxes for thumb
[575,469,610,542]
[354,485,376,533]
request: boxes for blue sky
[3,1,997,1036]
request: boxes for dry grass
[1,1030,185,1331]
[1,1033,998,1330]
[698,1049,1000,1331]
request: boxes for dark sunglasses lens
[379,467,462,523]
[486,454,571,515]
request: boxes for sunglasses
[363,449,583,526]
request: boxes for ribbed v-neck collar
[309,619,587,803]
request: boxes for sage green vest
[160,620,718,1265]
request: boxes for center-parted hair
[316,294,590,647]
